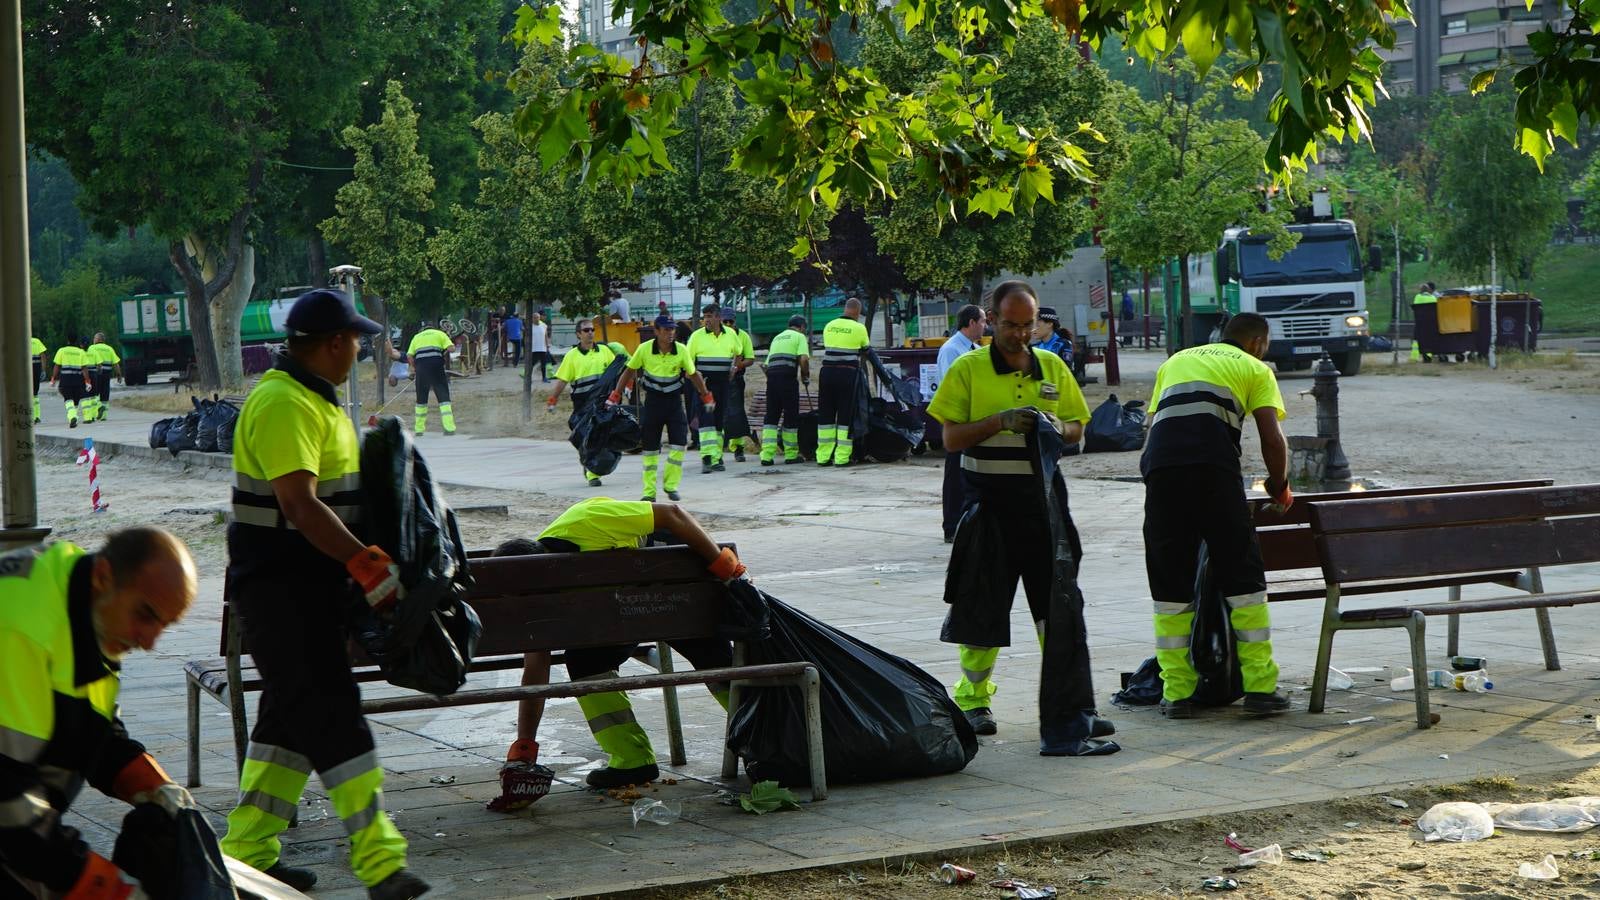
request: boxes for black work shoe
[265,863,319,892]
[586,763,660,789]
[785,457,802,465]
[964,707,998,736]
[1160,698,1195,719]
[713,461,726,472]
[666,490,681,501]
[587,477,602,487]
[761,458,774,467]
[368,868,430,900]
[443,430,456,437]
[701,460,714,474]
[1243,691,1292,715]
[641,494,656,502]
[816,459,831,467]
[734,450,746,462]
[69,419,78,429]
[1089,715,1116,738]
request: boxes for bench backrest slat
[1318,514,1600,583]
[1251,479,1552,527]
[1258,525,1322,572]
[1310,485,1600,535]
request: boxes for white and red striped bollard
[75,438,109,512]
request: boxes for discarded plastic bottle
[1390,669,1452,691]
[1451,670,1493,693]
[1326,667,1355,691]
[1390,670,1413,691]
[1237,844,1284,866]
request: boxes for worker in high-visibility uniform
[1141,312,1292,720]
[85,333,121,423]
[485,499,745,807]
[545,318,619,487]
[1410,281,1438,362]
[30,336,47,424]
[929,281,1118,756]
[50,339,93,429]
[761,315,811,465]
[721,321,758,462]
[816,298,871,466]
[221,289,428,900]
[0,526,198,899]
[608,316,713,502]
[406,323,456,436]
[686,306,745,474]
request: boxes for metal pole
[343,272,364,432]
[1488,247,1498,370]
[1391,222,1400,367]
[0,0,48,548]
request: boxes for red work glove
[66,854,143,900]
[346,546,403,611]
[708,547,746,582]
[1264,477,1294,513]
[111,753,174,802]
[606,390,622,407]
[486,739,554,812]
[545,394,559,412]
[700,392,716,414]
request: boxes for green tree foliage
[508,0,1399,219]
[1322,150,1430,262]
[1097,60,1292,344]
[585,75,816,320]
[865,18,1123,300]
[29,266,133,354]
[321,82,438,324]
[1429,87,1566,285]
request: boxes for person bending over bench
[487,499,747,811]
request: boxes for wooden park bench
[183,545,827,799]
[1306,484,1600,728]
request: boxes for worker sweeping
[1141,312,1292,720]
[406,322,457,436]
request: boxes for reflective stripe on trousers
[952,645,1000,711]
[1151,591,1278,701]
[574,672,656,770]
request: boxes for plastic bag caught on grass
[1416,802,1495,842]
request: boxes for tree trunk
[170,241,222,390]
[308,236,328,287]
[169,166,258,391]
[371,295,390,407]
[522,298,534,422]
[210,242,254,390]
[969,265,986,307]
[1178,252,1193,355]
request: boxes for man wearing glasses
[546,318,620,486]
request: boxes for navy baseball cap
[653,315,675,329]
[286,289,383,336]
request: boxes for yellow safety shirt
[229,358,363,578]
[539,498,655,551]
[30,337,46,358]
[1141,339,1285,477]
[53,346,88,378]
[1411,292,1437,306]
[627,341,696,394]
[765,328,809,378]
[554,344,618,401]
[929,344,1089,480]
[686,326,744,380]
[407,328,453,366]
[87,343,120,370]
[0,541,146,890]
[821,315,870,367]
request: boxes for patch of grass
[1365,244,1600,336]
[1495,349,1585,371]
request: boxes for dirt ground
[642,765,1600,899]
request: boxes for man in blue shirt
[936,304,985,542]
[503,310,525,367]
[1033,306,1073,371]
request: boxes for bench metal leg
[800,666,827,802]
[1445,585,1461,657]
[186,678,203,788]
[656,641,688,768]
[721,644,745,782]
[1309,588,1341,714]
[1527,567,1561,671]
[1405,611,1432,729]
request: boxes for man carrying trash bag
[928,281,1119,757]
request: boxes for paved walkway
[28,409,1600,898]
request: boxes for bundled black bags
[1111,542,1244,707]
[567,357,641,476]
[114,805,235,900]
[850,349,925,462]
[195,395,241,454]
[351,417,480,695]
[149,417,181,449]
[164,405,202,456]
[725,580,978,786]
[1083,393,1147,453]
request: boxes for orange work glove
[700,392,716,414]
[606,390,622,407]
[111,753,171,803]
[346,546,402,611]
[545,394,559,411]
[66,854,140,900]
[1264,477,1294,514]
[708,547,746,582]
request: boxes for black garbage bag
[1109,542,1244,707]
[197,395,241,454]
[1083,394,1146,453]
[350,417,481,695]
[114,805,235,900]
[725,580,977,786]
[724,369,752,442]
[850,349,925,462]
[165,407,203,456]
[149,417,181,449]
[217,408,241,454]
[567,357,641,476]
[797,409,818,460]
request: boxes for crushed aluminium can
[1450,656,1487,671]
[937,863,977,884]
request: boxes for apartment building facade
[1380,0,1568,95]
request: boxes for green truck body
[117,293,299,384]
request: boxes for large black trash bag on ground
[850,349,925,462]
[1110,542,1244,707]
[724,369,752,442]
[115,805,236,900]
[351,417,481,695]
[165,405,203,456]
[725,579,978,786]
[197,395,241,454]
[150,417,181,449]
[1083,393,1146,453]
[568,357,640,476]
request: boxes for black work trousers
[941,451,965,540]
[31,360,40,396]
[96,365,112,406]
[232,574,377,775]
[639,390,687,452]
[566,638,733,684]
[1142,464,1266,609]
[693,374,730,451]
[414,358,451,405]
[57,374,85,404]
[763,376,799,428]
[815,365,857,430]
